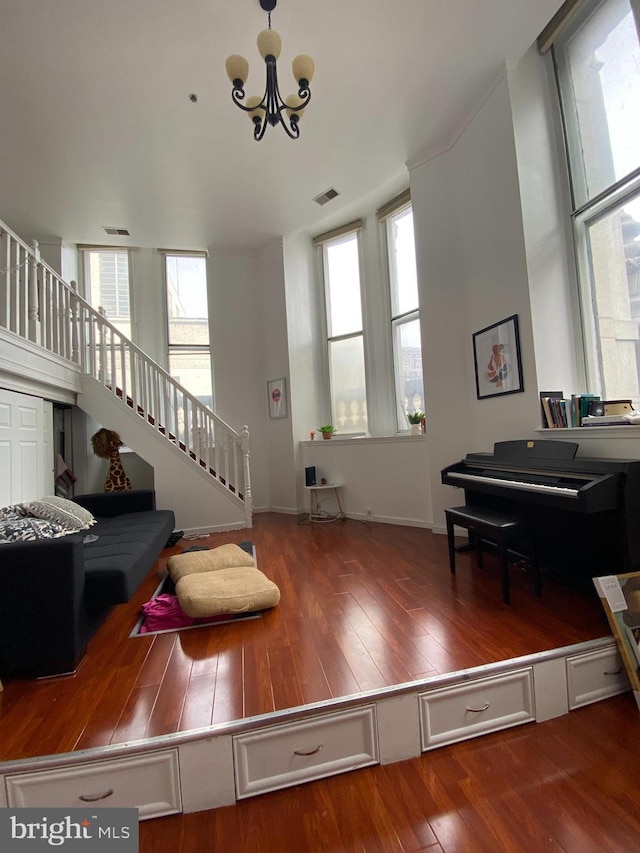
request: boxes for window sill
[534,426,640,438]
[300,433,426,447]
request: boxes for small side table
[304,484,346,523]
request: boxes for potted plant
[318,425,336,440]
[406,411,425,435]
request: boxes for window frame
[378,192,424,432]
[79,246,134,338]
[314,222,369,434]
[550,0,640,402]
[162,250,213,410]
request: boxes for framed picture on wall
[267,377,288,419]
[472,314,524,400]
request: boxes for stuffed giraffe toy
[91,428,132,492]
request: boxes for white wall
[257,242,298,514]
[300,435,431,526]
[410,72,556,532]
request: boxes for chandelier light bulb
[225,54,249,86]
[257,28,281,60]
[285,93,306,120]
[292,55,314,87]
[245,95,266,125]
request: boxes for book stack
[540,392,602,428]
[540,392,567,428]
[581,414,633,426]
[581,399,635,427]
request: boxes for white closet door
[0,388,51,504]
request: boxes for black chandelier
[225,0,314,140]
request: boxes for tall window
[164,253,212,409]
[552,0,640,403]
[82,249,132,338]
[315,223,368,434]
[380,193,424,430]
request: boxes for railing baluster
[28,241,40,345]
[0,228,9,328]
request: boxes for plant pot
[322,432,333,440]
[410,424,421,435]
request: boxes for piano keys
[441,439,640,591]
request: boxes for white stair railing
[0,221,252,524]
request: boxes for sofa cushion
[0,513,68,544]
[82,508,175,606]
[167,543,256,583]
[175,567,280,617]
[26,496,96,532]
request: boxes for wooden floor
[0,513,609,763]
[138,692,640,853]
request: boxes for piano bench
[444,505,541,605]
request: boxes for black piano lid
[493,439,578,461]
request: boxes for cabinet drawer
[419,668,535,750]
[233,705,378,799]
[5,750,181,820]
[566,645,630,709]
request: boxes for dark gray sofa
[0,490,175,679]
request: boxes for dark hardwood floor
[0,513,609,763]
[138,692,640,853]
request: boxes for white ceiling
[0,0,563,254]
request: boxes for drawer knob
[466,702,490,713]
[78,788,114,802]
[293,744,323,757]
[604,668,622,676]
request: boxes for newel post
[28,240,41,345]
[239,424,253,527]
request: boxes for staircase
[0,220,252,528]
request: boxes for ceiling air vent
[103,226,130,236]
[313,188,340,206]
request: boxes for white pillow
[26,496,96,532]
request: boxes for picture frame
[472,314,524,400]
[267,377,288,419]
[593,572,640,710]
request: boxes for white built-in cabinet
[0,637,630,817]
[5,752,181,819]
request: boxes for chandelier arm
[264,56,284,126]
[254,117,268,141]
[281,113,300,139]
[231,86,257,112]
[289,88,311,111]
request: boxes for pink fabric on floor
[139,594,195,633]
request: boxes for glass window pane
[329,336,368,433]
[85,250,131,338]
[555,0,640,208]
[166,256,209,346]
[393,316,424,430]
[584,192,640,404]
[388,207,419,317]
[325,233,363,337]
[168,349,213,409]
